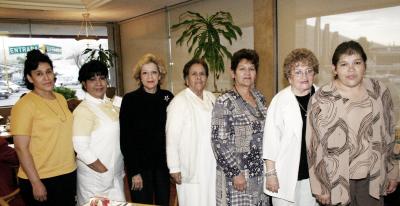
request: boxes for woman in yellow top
[11,49,77,206]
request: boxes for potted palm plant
[82,44,116,69]
[81,44,117,98]
[171,11,242,91]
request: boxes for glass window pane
[0,35,108,107]
[278,1,400,121]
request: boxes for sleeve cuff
[73,135,98,165]
[169,167,181,174]
[78,151,98,165]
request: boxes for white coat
[166,88,216,206]
[166,88,216,183]
[262,85,316,202]
[73,94,125,206]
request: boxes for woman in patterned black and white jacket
[211,49,269,206]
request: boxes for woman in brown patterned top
[306,40,398,206]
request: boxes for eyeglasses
[292,69,314,78]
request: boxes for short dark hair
[24,49,53,90]
[332,40,367,66]
[231,49,259,72]
[183,58,209,86]
[78,60,109,91]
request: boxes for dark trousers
[18,171,76,206]
[130,168,170,206]
[384,184,400,206]
[349,177,383,206]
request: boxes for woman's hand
[265,160,279,192]
[386,179,398,194]
[233,173,247,192]
[13,136,47,202]
[170,172,182,185]
[31,180,47,202]
[87,159,108,173]
[131,174,143,191]
[316,194,330,205]
[266,175,279,192]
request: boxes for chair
[0,188,20,206]
[106,87,116,98]
[67,98,82,112]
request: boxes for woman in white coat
[73,60,125,205]
[166,59,216,206]
[263,48,319,206]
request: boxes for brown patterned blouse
[306,78,398,205]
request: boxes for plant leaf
[173,10,242,85]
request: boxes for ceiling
[0,0,193,23]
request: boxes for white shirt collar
[84,92,108,104]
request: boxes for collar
[84,92,108,104]
[185,87,205,100]
[323,79,370,95]
[139,85,161,96]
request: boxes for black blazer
[119,86,174,177]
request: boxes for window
[278,1,400,121]
[0,22,108,106]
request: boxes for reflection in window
[278,2,400,122]
[0,36,108,106]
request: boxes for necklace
[298,101,308,115]
[296,90,312,117]
[34,92,67,122]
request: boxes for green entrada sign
[9,45,39,54]
[45,44,62,54]
[8,44,62,55]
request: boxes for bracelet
[265,168,276,174]
[265,171,277,177]
[266,169,276,173]
[265,169,277,176]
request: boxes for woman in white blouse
[166,59,216,206]
[263,48,319,206]
[73,60,125,205]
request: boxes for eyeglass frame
[291,68,315,78]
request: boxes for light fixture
[75,12,99,41]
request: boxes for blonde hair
[133,53,167,86]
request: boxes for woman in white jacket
[73,60,125,205]
[263,48,319,206]
[166,59,216,206]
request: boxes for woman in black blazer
[120,53,173,205]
